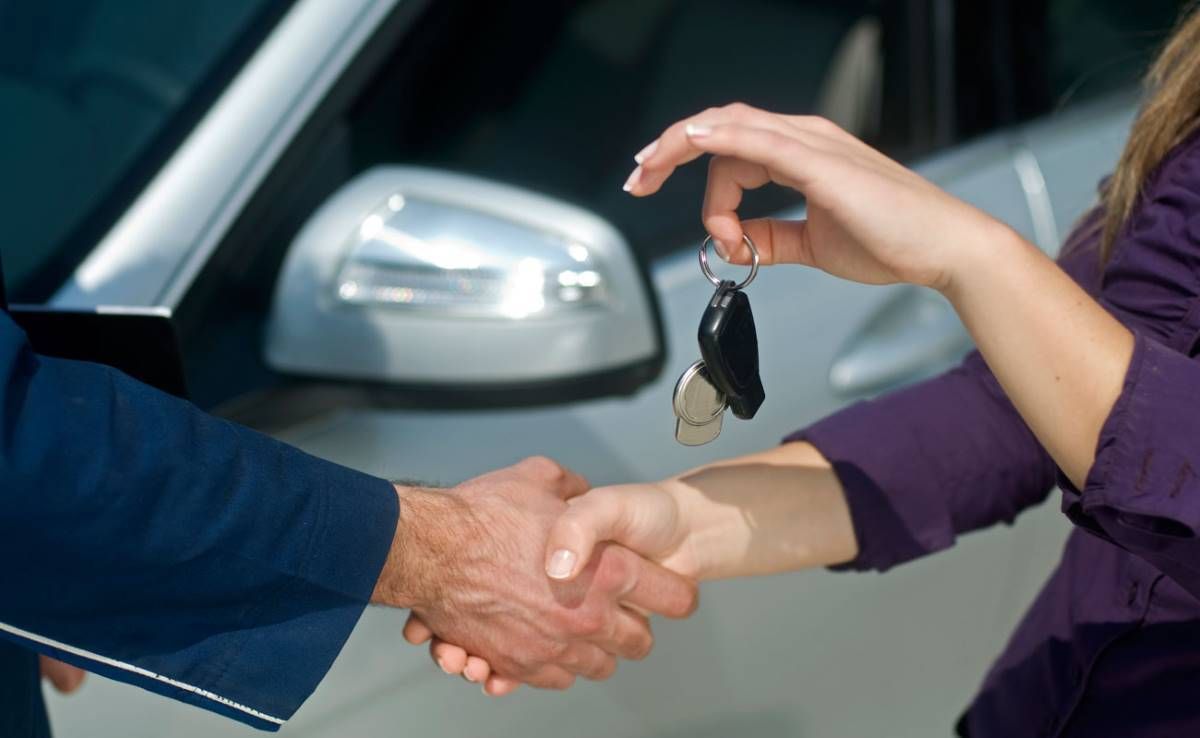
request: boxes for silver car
[2,0,1182,735]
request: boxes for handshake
[370,456,703,696]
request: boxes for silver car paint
[265,167,657,384]
[41,0,1138,734]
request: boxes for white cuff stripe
[0,620,286,726]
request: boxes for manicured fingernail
[713,239,730,260]
[546,549,577,579]
[634,140,659,164]
[437,658,452,675]
[685,123,713,138]
[622,166,642,193]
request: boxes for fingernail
[634,140,658,164]
[685,123,713,138]
[622,166,642,193]
[482,684,491,696]
[546,549,577,579]
[463,673,475,683]
[713,239,730,260]
[437,658,452,675]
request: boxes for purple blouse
[791,132,1200,737]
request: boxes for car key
[673,360,727,446]
[696,236,765,419]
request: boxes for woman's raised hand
[626,103,1009,292]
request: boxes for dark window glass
[955,0,1187,139]
[350,0,892,262]
[0,0,294,301]
[1046,0,1186,102]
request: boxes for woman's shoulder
[1103,127,1200,351]
[1134,126,1200,223]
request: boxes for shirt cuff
[787,399,956,573]
[1061,334,1200,598]
[205,457,399,728]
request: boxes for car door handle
[829,286,973,397]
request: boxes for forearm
[665,442,858,580]
[942,226,1134,489]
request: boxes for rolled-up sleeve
[1061,333,1200,599]
[788,350,1058,572]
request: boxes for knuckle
[628,631,654,661]
[672,582,701,618]
[595,659,618,681]
[557,647,581,669]
[804,114,840,135]
[521,455,566,483]
[570,608,606,637]
[724,101,753,117]
[548,639,571,662]
[524,639,565,668]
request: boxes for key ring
[700,234,759,289]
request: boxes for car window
[954,0,1186,139]
[350,0,1189,265]
[0,0,294,302]
[1046,0,1185,102]
[350,0,887,263]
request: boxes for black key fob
[698,280,765,419]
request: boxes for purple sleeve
[1059,334,1200,599]
[788,349,1058,572]
[788,240,1101,572]
[1060,132,1200,598]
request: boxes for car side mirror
[265,166,659,394]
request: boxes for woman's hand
[631,103,1132,494]
[407,444,858,694]
[403,481,699,697]
[625,103,1011,292]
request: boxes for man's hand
[40,656,86,694]
[371,457,698,692]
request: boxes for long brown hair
[1100,4,1200,261]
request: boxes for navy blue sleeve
[0,310,399,730]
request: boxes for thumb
[740,217,814,267]
[544,489,632,582]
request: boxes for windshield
[0,0,293,302]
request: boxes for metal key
[697,236,766,419]
[673,360,727,446]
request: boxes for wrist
[658,476,738,581]
[371,485,470,609]
[939,218,1034,303]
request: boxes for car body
[1,0,1177,735]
